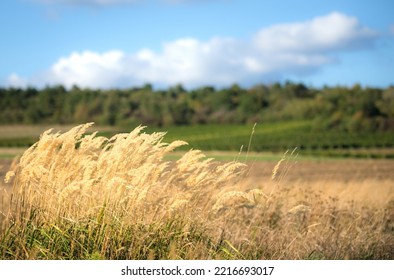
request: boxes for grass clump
[0,123,246,259]
[0,123,393,259]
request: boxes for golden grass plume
[4,123,249,224]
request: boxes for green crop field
[143,121,394,158]
[1,121,394,159]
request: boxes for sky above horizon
[1,0,393,89]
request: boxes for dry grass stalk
[4,123,250,225]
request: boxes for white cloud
[6,73,28,88]
[7,12,379,89]
[253,12,378,53]
[49,50,127,87]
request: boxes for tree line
[1,82,393,132]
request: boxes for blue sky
[1,0,393,89]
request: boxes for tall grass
[0,124,392,259]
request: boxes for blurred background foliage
[1,81,393,132]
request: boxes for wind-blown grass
[0,123,249,259]
[0,124,392,259]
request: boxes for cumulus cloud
[6,74,28,88]
[50,50,127,87]
[7,12,379,89]
[253,12,377,53]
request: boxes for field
[1,122,394,158]
[0,124,393,260]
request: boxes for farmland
[144,122,394,158]
[1,121,394,159]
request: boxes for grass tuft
[0,124,392,259]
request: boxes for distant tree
[0,83,392,132]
